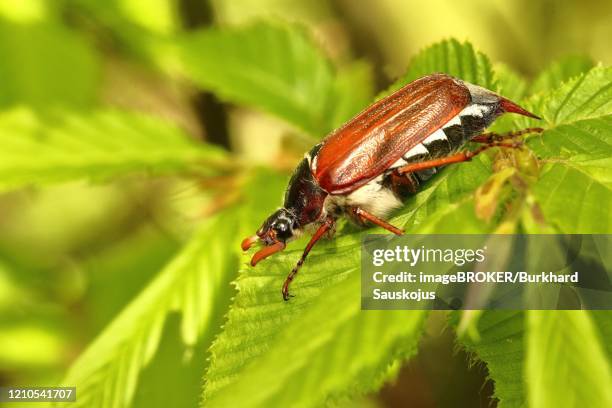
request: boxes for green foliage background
[0,1,610,407]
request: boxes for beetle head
[241,208,298,266]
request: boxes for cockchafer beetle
[241,73,542,300]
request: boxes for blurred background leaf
[526,311,612,407]
[0,109,228,192]
[530,56,595,95]
[61,212,240,408]
[0,16,99,109]
[179,22,372,136]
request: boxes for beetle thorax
[283,157,328,229]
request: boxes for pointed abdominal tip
[500,98,541,120]
[251,241,286,266]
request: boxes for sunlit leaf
[451,62,612,408]
[0,323,66,369]
[205,267,426,407]
[591,311,612,358]
[117,0,179,34]
[0,0,48,23]
[531,163,609,232]
[525,66,612,126]
[0,108,228,192]
[462,310,612,408]
[60,212,240,408]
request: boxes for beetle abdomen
[386,98,498,176]
[312,75,538,220]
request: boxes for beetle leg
[396,141,522,175]
[385,171,419,196]
[282,217,335,301]
[351,207,404,235]
[472,127,543,144]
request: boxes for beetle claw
[282,286,295,301]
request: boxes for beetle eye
[274,219,293,241]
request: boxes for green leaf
[460,66,612,408]
[458,311,527,408]
[0,0,49,23]
[202,159,492,406]
[179,22,372,136]
[534,66,612,126]
[60,212,240,408]
[115,0,179,34]
[530,162,610,232]
[57,167,287,408]
[526,311,612,408]
[494,63,528,102]
[0,261,69,370]
[0,322,66,369]
[205,266,426,407]
[528,117,612,164]
[530,56,594,95]
[591,311,612,359]
[524,66,612,233]
[384,39,495,95]
[0,18,99,108]
[67,0,173,69]
[461,310,612,408]
[0,108,228,192]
